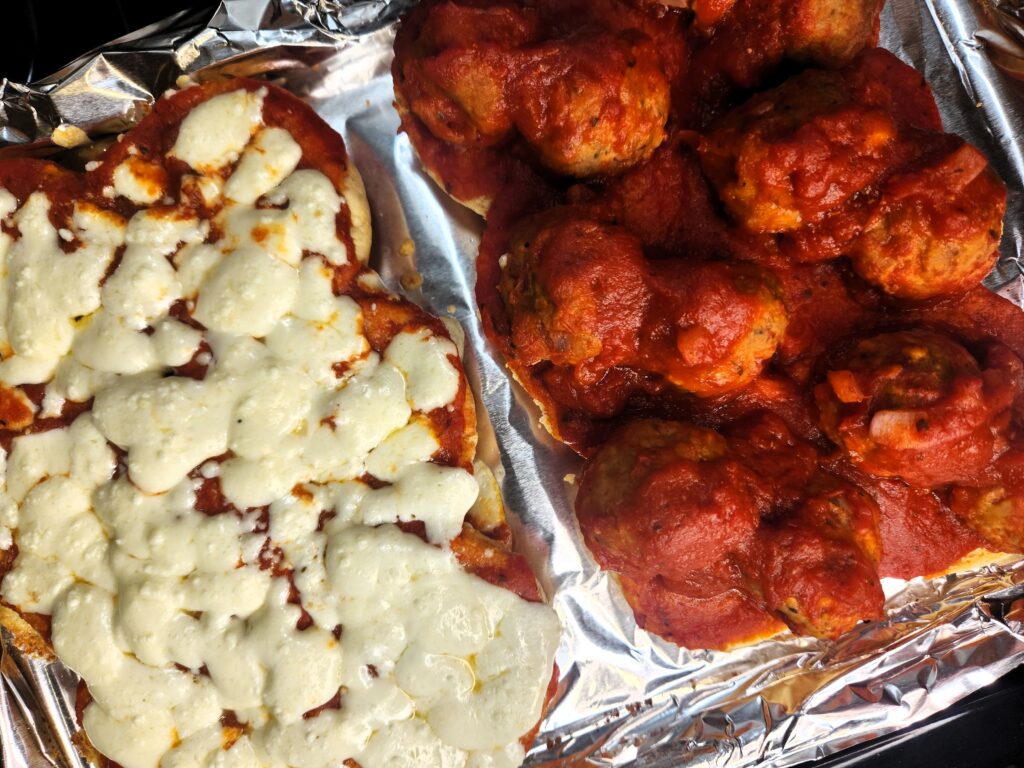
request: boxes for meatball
[511,31,671,176]
[582,141,744,258]
[576,419,766,585]
[699,67,899,236]
[849,142,1006,299]
[698,47,1003,280]
[641,260,788,396]
[681,0,884,124]
[498,211,650,384]
[761,474,885,639]
[951,448,1024,553]
[726,412,819,510]
[395,1,539,146]
[395,0,672,176]
[784,0,885,68]
[403,48,516,146]
[815,331,1023,487]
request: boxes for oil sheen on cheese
[0,88,561,768]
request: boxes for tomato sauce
[835,466,985,579]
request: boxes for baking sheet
[3,1,1024,766]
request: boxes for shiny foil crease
[0,1,1023,767]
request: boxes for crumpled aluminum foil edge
[1,1,1024,767]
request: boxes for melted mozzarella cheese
[385,327,461,412]
[224,127,303,205]
[194,247,299,335]
[170,89,266,172]
[0,89,560,768]
[113,156,165,204]
[327,525,561,761]
[267,170,350,265]
[102,211,207,328]
[0,197,125,384]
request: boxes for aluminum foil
[2,1,1024,766]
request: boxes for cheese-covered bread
[0,80,560,768]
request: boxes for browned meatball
[815,331,1023,488]
[403,48,516,146]
[697,47,1006,293]
[640,259,788,396]
[785,0,884,68]
[395,0,672,177]
[576,419,767,585]
[699,67,899,236]
[498,210,651,385]
[951,448,1024,553]
[762,474,885,639]
[680,0,884,125]
[396,1,540,146]
[849,143,1006,299]
[511,31,671,176]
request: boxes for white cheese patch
[72,313,202,375]
[52,584,223,768]
[112,156,164,204]
[222,205,302,267]
[173,242,222,298]
[327,525,561,758]
[385,327,461,412]
[268,170,349,265]
[0,197,125,385]
[102,210,207,328]
[359,462,479,543]
[364,418,440,482]
[194,247,299,336]
[0,90,558,768]
[169,89,266,172]
[224,127,303,205]
[93,374,234,493]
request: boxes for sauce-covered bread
[0,80,560,768]
[577,414,890,647]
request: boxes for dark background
[4,0,1024,765]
